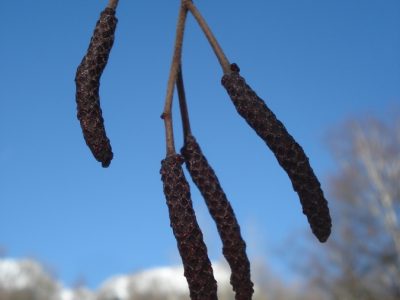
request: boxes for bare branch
[185,1,231,74]
[161,3,188,156]
[355,124,400,274]
[176,64,192,141]
[107,0,119,10]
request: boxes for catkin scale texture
[75,7,117,167]
[182,135,254,300]
[160,155,218,300]
[222,64,332,242]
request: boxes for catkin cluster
[76,2,332,299]
[160,155,218,300]
[182,135,254,299]
[75,7,117,167]
[222,64,332,242]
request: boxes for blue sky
[1,0,399,288]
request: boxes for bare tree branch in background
[298,112,400,300]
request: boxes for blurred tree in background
[299,111,400,300]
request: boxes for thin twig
[185,1,231,74]
[176,64,192,142]
[161,2,188,156]
[107,0,119,10]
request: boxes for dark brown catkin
[182,135,254,300]
[160,155,218,300]
[221,64,332,242]
[75,7,117,167]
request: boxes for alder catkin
[160,154,218,300]
[182,135,254,300]
[75,7,117,167]
[221,64,332,242]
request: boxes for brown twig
[107,0,119,10]
[161,2,188,156]
[176,65,192,141]
[185,1,231,74]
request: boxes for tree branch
[161,2,188,156]
[355,125,400,274]
[107,0,119,10]
[185,1,231,74]
[176,64,192,142]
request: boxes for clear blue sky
[1,0,399,288]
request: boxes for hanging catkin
[160,154,218,300]
[182,135,254,300]
[221,63,332,242]
[75,7,117,167]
